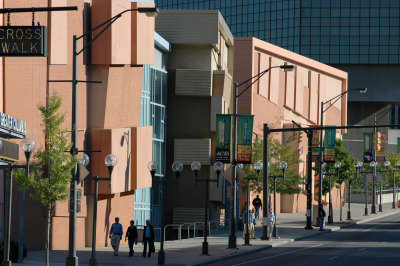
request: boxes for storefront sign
[237,115,254,164]
[216,114,231,163]
[0,112,26,136]
[0,26,47,56]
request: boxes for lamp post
[380,161,391,212]
[232,64,295,243]
[87,154,117,266]
[243,161,261,246]
[18,138,36,263]
[370,161,377,214]
[1,138,35,266]
[334,161,342,223]
[271,161,287,238]
[394,162,400,209]
[318,88,367,222]
[350,161,363,220]
[190,161,223,255]
[150,160,182,265]
[327,165,334,224]
[66,7,158,266]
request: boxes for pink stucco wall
[234,37,348,214]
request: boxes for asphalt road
[205,212,400,266]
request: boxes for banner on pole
[363,132,373,162]
[310,125,321,162]
[324,128,336,148]
[237,114,254,163]
[216,114,231,163]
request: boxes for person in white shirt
[267,208,275,240]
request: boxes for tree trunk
[45,205,51,266]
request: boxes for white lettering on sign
[0,112,26,135]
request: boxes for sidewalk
[14,202,400,266]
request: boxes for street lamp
[66,7,158,266]
[318,88,367,222]
[254,161,263,186]
[350,161,363,220]
[88,153,117,266]
[334,161,342,223]
[152,160,182,265]
[190,161,222,255]
[18,138,36,262]
[381,161,391,212]
[370,161,377,214]
[1,138,35,266]
[395,161,400,209]
[233,64,294,243]
[271,161,287,238]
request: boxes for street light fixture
[271,161,287,238]
[190,161,222,255]
[334,161,342,223]
[370,160,377,214]
[234,64,293,244]
[18,138,36,263]
[151,160,181,265]
[380,161,391,212]
[318,88,367,223]
[88,153,117,266]
[350,161,363,220]
[66,7,158,266]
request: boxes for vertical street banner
[237,114,254,163]
[310,125,321,162]
[216,114,231,163]
[323,128,336,162]
[375,132,386,162]
[363,132,373,162]
[397,137,400,154]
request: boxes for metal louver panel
[174,138,211,165]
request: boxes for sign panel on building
[0,26,48,56]
[216,114,231,163]
[237,114,253,164]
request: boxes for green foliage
[315,139,356,195]
[241,135,304,195]
[15,95,78,208]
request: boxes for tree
[242,135,303,195]
[15,95,78,266]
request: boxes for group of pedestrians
[242,195,276,240]
[109,217,155,257]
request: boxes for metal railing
[163,221,212,241]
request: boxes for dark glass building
[155,0,400,158]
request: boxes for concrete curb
[191,209,400,266]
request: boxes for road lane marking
[230,244,323,266]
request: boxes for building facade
[234,37,348,213]
[155,10,235,227]
[155,0,400,163]
[0,0,158,251]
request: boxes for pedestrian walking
[109,217,123,256]
[267,208,275,240]
[143,220,155,257]
[319,204,326,231]
[125,220,138,256]
[252,195,262,219]
[243,209,256,239]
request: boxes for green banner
[237,115,254,145]
[237,115,254,163]
[324,128,336,148]
[364,133,373,153]
[397,137,400,154]
[216,114,231,163]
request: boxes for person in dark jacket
[318,204,326,231]
[252,195,262,219]
[125,220,138,256]
[142,220,155,257]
